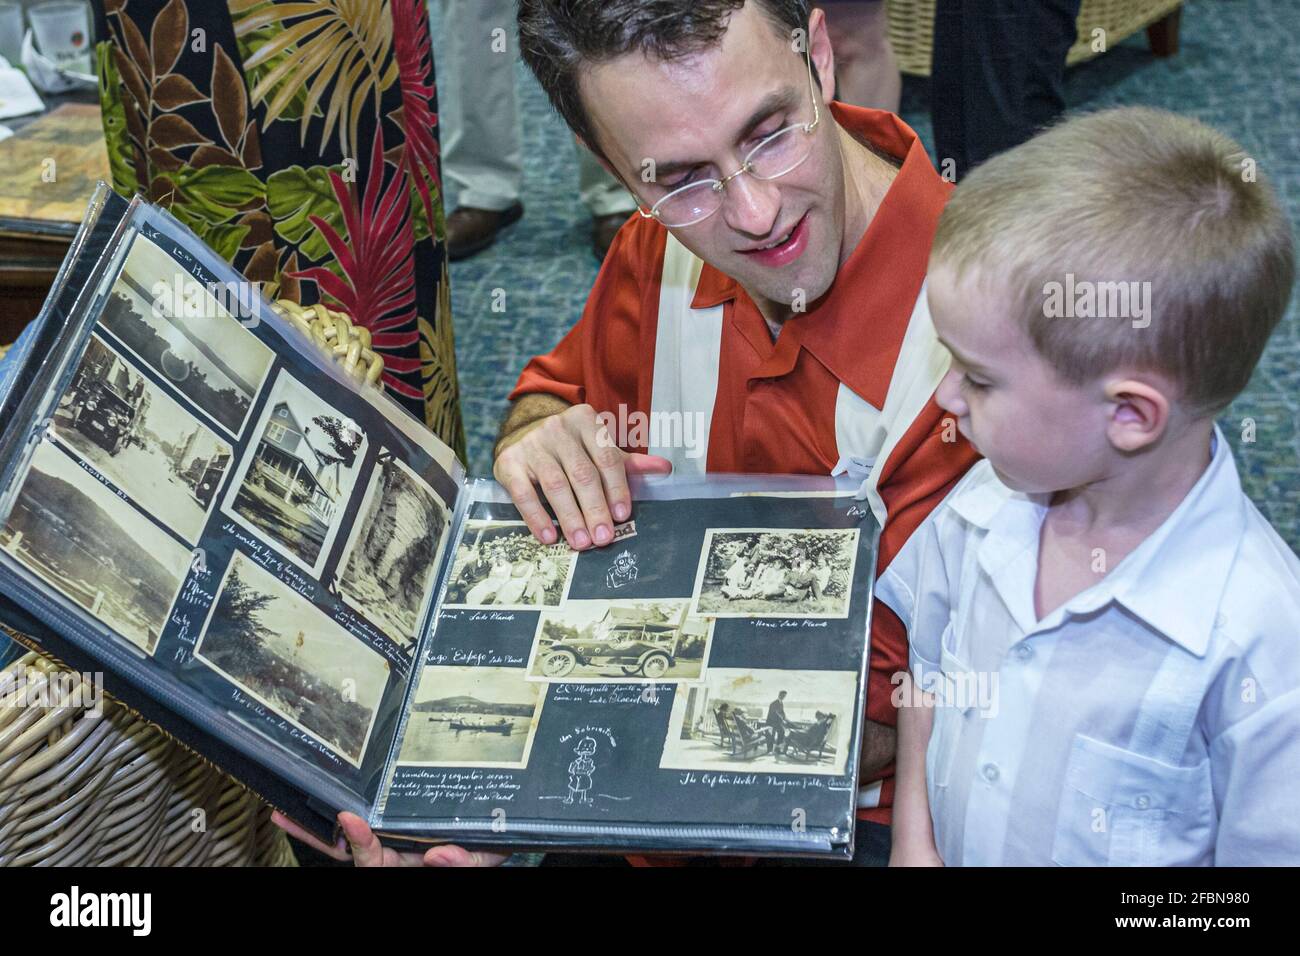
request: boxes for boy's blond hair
[931,107,1295,417]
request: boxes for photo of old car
[528,601,713,683]
[66,347,148,455]
[542,622,676,679]
[50,335,234,545]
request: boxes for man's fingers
[493,408,671,549]
[423,845,511,867]
[271,810,351,861]
[533,452,592,550]
[555,434,615,547]
[338,812,429,867]
[496,458,558,544]
[625,453,674,476]
[337,812,388,867]
[582,423,632,525]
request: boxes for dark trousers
[931,0,1083,179]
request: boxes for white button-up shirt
[877,428,1300,865]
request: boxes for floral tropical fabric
[93,0,465,460]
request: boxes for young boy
[881,107,1300,866]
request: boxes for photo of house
[224,370,368,574]
[253,399,343,526]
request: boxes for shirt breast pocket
[1050,734,1214,867]
[925,625,972,792]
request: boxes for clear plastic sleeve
[0,190,464,820]
[373,473,878,858]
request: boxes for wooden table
[0,89,103,346]
[0,232,79,344]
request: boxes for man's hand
[272,811,510,867]
[495,399,672,549]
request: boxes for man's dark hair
[518,0,812,160]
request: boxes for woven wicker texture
[271,299,386,389]
[886,0,1184,76]
[0,305,385,865]
[0,650,298,866]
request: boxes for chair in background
[885,0,1183,76]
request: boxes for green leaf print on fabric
[97,40,139,196]
[266,163,348,262]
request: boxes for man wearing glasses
[278,0,979,866]
[487,0,980,866]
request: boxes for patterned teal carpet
[432,0,1300,555]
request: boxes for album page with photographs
[0,189,464,822]
[373,477,879,858]
[0,189,879,857]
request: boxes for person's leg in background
[440,0,526,259]
[577,146,637,261]
[820,1,901,112]
[931,0,1082,180]
[1021,0,1083,134]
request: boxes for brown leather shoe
[591,212,630,261]
[446,202,524,260]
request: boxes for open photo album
[0,186,880,858]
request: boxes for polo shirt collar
[954,427,1245,656]
[689,105,950,407]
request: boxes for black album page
[377,480,878,856]
[0,202,462,814]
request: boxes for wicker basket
[0,649,298,866]
[885,0,1184,76]
[0,300,383,866]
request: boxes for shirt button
[1015,644,1033,662]
[1134,794,1151,810]
[981,763,1000,783]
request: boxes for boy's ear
[1103,377,1171,453]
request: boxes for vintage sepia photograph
[443,520,576,611]
[195,552,391,767]
[337,455,450,647]
[97,232,274,436]
[526,599,713,683]
[0,440,191,655]
[224,370,368,575]
[659,668,858,775]
[691,528,860,619]
[51,335,233,545]
[397,665,545,768]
